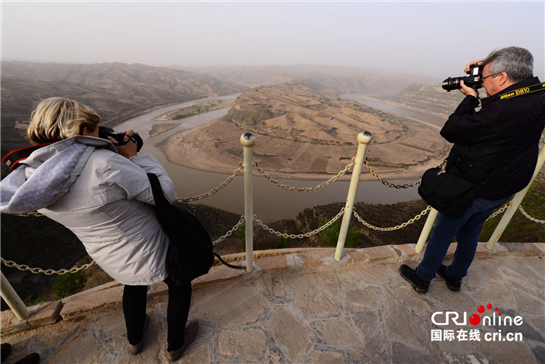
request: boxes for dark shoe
[1,343,12,361]
[167,321,200,362]
[399,264,430,294]
[14,353,40,364]
[129,314,150,355]
[437,264,462,292]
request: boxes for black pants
[123,277,192,352]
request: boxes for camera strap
[498,82,545,101]
[2,143,54,171]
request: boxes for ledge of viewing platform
[1,242,544,363]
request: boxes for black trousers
[123,277,192,352]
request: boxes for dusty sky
[2,2,544,79]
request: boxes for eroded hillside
[162,84,450,179]
[380,83,466,118]
[174,65,433,95]
[1,61,247,151]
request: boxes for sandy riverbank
[157,86,450,182]
[356,95,451,121]
[159,121,444,183]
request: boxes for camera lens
[442,77,461,92]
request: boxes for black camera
[98,126,143,152]
[442,65,483,92]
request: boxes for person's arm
[102,128,177,204]
[103,153,177,205]
[440,95,501,145]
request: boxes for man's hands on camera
[464,59,483,74]
[108,129,138,159]
[459,80,478,98]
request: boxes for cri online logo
[432,303,524,327]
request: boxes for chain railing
[1,162,245,218]
[518,205,545,224]
[253,158,355,192]
[213,216,245,245]
[254,208,345,239]
[0,216,247,275]
[486,201,512,221]
[1,211,44,217]
[352,206,432,231]
[0,258,96,276]
[176,162,244,203]
[363,159,421,189]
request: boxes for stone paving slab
[1,243,544,364]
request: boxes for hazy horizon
[2,2,545,80]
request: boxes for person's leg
[165,277,192,352]
[416,212,472,282]
[447,196,512,279]
[123,285,148,345]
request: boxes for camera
[98,126,143,152]
[442,65,483,92]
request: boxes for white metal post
[486,138,545,250]
[1,271,30,320]
[415,208,439,253]
[335,131,372,261]
[240,133,255,272]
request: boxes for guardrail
[2,133,544,321]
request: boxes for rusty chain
[0,258,96,276]
[352,206,432,231]
[253,158,355,192]
[363,159,420,189]
[176,162,243,203]
[213,216,245,245]
[518,205,545,224]
[254,208,345,239]
[0,216,246,274]
[485,201,512,221]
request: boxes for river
[114,94,447,222]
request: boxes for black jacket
[441,76,545,200]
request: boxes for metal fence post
[241,133,255,272]
[335,131,372,261]
[1,271,30,320]
[415,208,439,253]
[487,137,545,250]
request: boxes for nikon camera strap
[498,82,545,101]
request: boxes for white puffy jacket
[3,136,176,285]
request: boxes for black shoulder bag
[418,159,506,218]
[419,114,544,218]
[147,173,244,286]
[147,173,215,285]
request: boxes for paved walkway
[1,244,544,364]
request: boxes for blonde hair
[25,98,100,144]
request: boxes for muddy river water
[114,94,448,222]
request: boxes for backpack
[147,173,214,286]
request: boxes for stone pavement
[1,243,544,364]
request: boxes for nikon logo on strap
[499,82,545,100]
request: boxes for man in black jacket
[400,46,545,293]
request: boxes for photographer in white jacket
[1,98,198,361]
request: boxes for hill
[1,61,247,152]
[173,65,436,96]
[161,83,449,180]
[377,83,466,118]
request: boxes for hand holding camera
[442,62,484,95]
[106,129,138,158]
[464,60,483,74]
[98,126,143,159]
[459,80,478,98]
